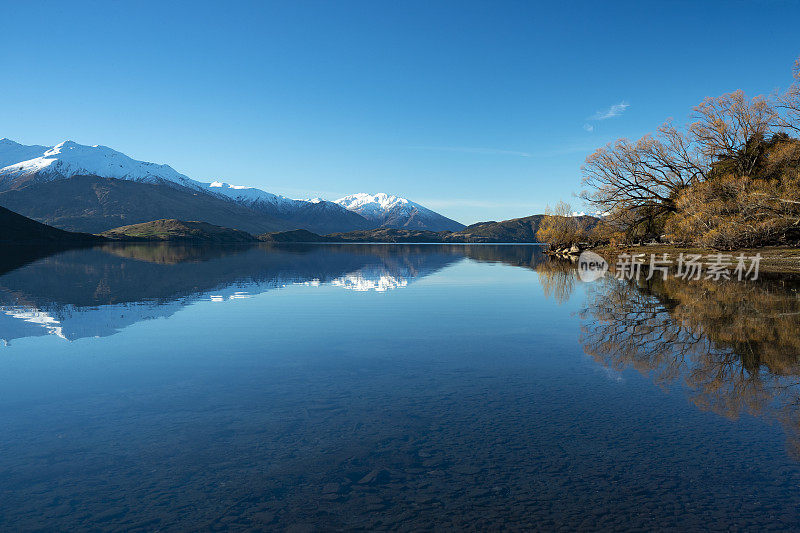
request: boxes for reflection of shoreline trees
[534,257,578,304]
[579,275,800,458]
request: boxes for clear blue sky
[2,0,798,224]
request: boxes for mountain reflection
[0,243,547,343]
[5,241,800,458]
[578,272,800,458]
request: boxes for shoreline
[592,244,800,275]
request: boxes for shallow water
[1,243,799,530]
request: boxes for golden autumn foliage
[667,172,800,248]
[534,201,588,248]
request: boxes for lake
[1,243,799,530]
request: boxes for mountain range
[0,139,464,234]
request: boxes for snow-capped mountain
[0,139,315,208]
[0,138,460,234]
[335,193,464,232]
[0,139,204,192]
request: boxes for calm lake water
[1,243,799,531]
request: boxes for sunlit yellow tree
[535,201,587,248]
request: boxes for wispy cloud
[582,123,594,132]
[406,146,532,157]
[591,101,630,121]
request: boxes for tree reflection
[580,274,800,458]
[535,257,578,304]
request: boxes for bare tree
[580,122,706,233]
[690,89,778,175]
[775,56,800,133]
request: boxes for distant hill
[328,228,455,243]
[101,219,258,243]
[0,205,102,244]
[454,214,599,242]
[258,229,328,243]
[452,215,547,242]
[329,215,600,243]
[265,214,599,243]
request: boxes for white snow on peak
[0,138,51,169]
[210,181,247,190]
[333,192,463,231]
[334,192,433,219]
[0,139,203,190]
[208,180,295,205]
[205,181,332,213]
[336,192,411,211]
